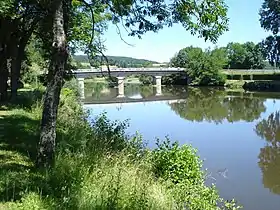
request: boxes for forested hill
[73,55,159,68]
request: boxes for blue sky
[102,0,270,62]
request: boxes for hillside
[73,55,159,68]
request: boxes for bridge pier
[117,77,125,98]
[77,78,85,99]
[154,76,162,96]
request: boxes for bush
[152,138,203,185]
[150,139,242,210]
[139,75,153,85]
[0,193,54,210]
[162,73,188,85]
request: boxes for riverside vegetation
[0,80,241,209]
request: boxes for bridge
[72,67,185,98]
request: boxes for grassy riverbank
[0,81,241,209]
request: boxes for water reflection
[169,88,266,123]
[84,82,188,104]
[255,112,280,194]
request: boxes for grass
[0,83,242,209]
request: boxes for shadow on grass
[0,89,43,111]
[0,111,46,202]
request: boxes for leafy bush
[139,75,153,85]
[151,138,242,210]
[152,138,203,185]
[162,73,188,85]
[0,193,54,210]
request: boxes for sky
[101,0,270,63]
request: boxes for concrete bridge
[72,67,185,98]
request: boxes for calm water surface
[84,83,280,210]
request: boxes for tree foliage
[259,0,280,69]
[260,35,280,68]
[259,0,280,35]
[171,41,266,72]
[170,46,227,85]
[226,42,265,69]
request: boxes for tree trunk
[10,33,32,101]
[10,40,19,101]
[0,19,10,102]
[0,59,8,102]
[36,0,68,168]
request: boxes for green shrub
[0,193,54,210]
[151,138,242,210]
[139,75,153,85]
[162,73,188,85]
[152,138,203,185]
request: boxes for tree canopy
[260,0,280,35]
[170,41,266,71]
[227,42,265,69]
[170,46,227,85]
[259,0,280,69]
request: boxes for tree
[259,0,280,69]
[226,42,247,69]
[170,47,227,85]
[37,0,229,167]
[243,42,266,69]
[0,0,48,101]
[170,46,203,68]
[260,35,280,68]
[226,42,265,69]
[259,0,280,35]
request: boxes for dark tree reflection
[255,111,280,194]
[169,88,266,123]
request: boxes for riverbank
[225,80,280,91]
[0,82,241,209]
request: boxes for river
[83,82,280,210]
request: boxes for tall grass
[0,79,242,209]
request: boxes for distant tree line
[73,55,158,68]
[170,41,273,70]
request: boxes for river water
[84,82,280,210]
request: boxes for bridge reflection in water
[82,83,188,105]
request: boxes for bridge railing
[74,67,185,72]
